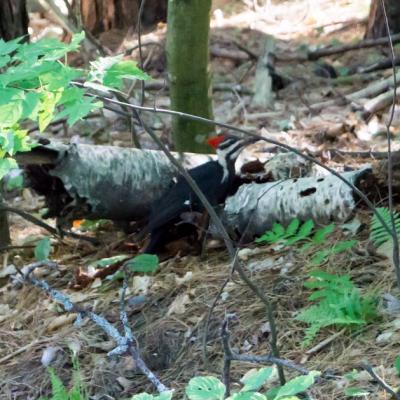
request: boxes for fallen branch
[279,33,400,62]
[17,260,169,393]
[361,363,400,399]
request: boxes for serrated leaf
[285,218,300,237]
[344,387,370,397]
[241,367,275,392]
[57,97,102,126]
[0,37,22,56]
[103,60,150,89]
[229,392,266,400]
[0,158,17,180]
[331,240,357,254]
[0,102,23,127]
[274,371,320,399]
[125,254,159,273]
[311,224,334,244]
[34,237,52,261]
[38,90,62,131]
[186,377,226,400]
[22,92,41,120]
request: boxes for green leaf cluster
[296,271,378,346]
[370,207,400,247]
[40,357,87,400]
[255,219,323,246]
[255,219,356,265]
[0,34,149,179]
[127,369,319,400]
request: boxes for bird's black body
[144,136,253,254]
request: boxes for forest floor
[1,0,400,399]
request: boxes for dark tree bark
[166,0,214,153]
[80,0,167,35]
[0,0,28,246]
[365,0,400,39]
[0,0,29,41]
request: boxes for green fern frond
[370,207,400,247]
[47,368,69,400]
[296,272,377,346]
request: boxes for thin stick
[361,363,400,399]
[379,0,400,289]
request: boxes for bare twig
[18,261,169,393]
[379,0,400,289]
[361,363,400,399]
[279,32,400,62]
[221,319,309,375]
[0,205,99,245]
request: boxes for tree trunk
[365,0,400,39]
[80,0,167,35]
[166,0,214,153]
[0,196,10,247]
[0,0,29,41]
[0,0,28,246]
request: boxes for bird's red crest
[207,135,226,149]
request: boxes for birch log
[219,167,372,241]
[17,142,213,225]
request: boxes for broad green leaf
[0,102,23,127]
[0,158,17,180]
[0,55,10,68]
[126,254,159,273]
[0,131,15,154]
[103,60,150,88]
[265,386,280,400]
[186,376,226,400]
[38,90,62,131]
[0,88,25,105]
[229,392,266,400]
[5,169,23,190]
[22,92,41,120]
[344,387,370,397]
[57,97,102,126]
[0,37,22,56]
[274,371,320,399]
[155,391,173,400]
[40,65,82,91]
[130,393,155,400]
[241,367,275,392]
[395,356,400,377]
[94,255,129,268]
[34,237,52,261]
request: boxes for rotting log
[17,144,397,240]
[16,142,214,227]
[219,167,372,241]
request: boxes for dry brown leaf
[46,313,77,332]
[167,293,190,316]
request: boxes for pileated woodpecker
[144,134,255,254]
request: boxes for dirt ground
[1,0,400,399]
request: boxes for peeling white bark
[220,167,371,240]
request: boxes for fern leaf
[370,207,400,247]
[47,368,68,400]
